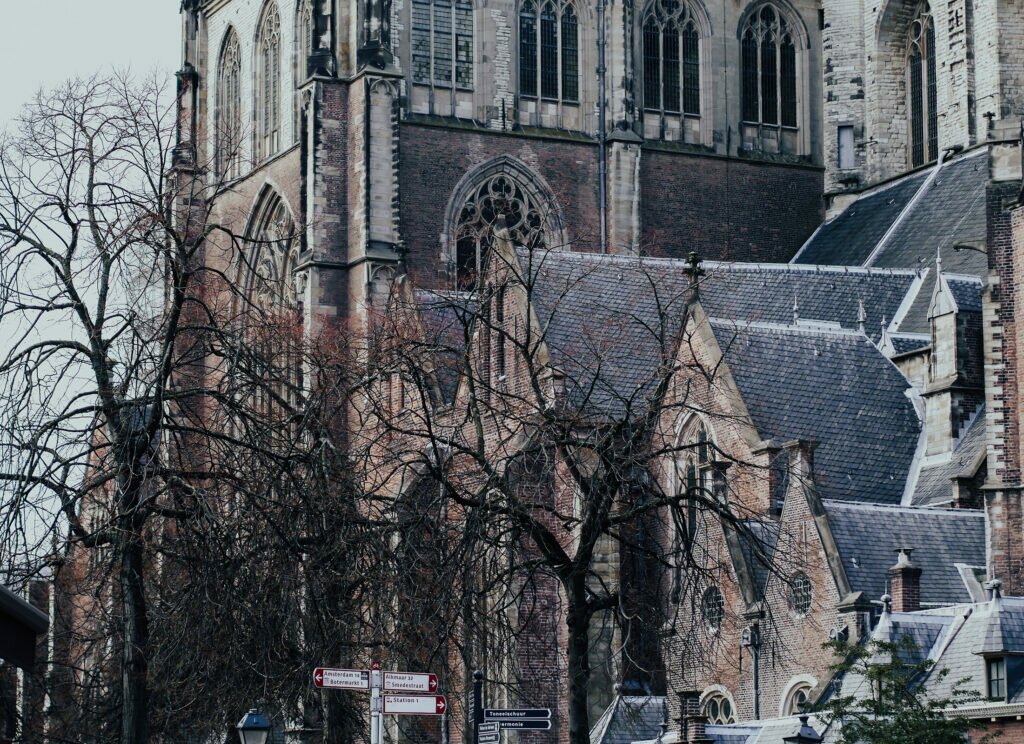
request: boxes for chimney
[889,548,922,613]
[679,691,713,744]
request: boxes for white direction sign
[313,668,370,690]
[383,694,448,716]
[383,671,439,693]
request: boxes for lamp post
[236,708,271,744]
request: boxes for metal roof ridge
[943,272,985,284]
[821,499,986,516]
[706,317,865,336]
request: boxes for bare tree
[359,230,775,744]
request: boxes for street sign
[383,694,448,716]
[371,660,382,671]
[479,734,500,744]
[478,722,500,735]
[496,720,551,731]
[313,668,370,690]
[384,671,439,693]
[484,709,551,720]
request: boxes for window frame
[411,0,475,91]
[641,0,702,118]
[256,3,283,161]
[789,571,813,617]
[701,690,736,725]
[217,29,244,181]
[987,657,1007,701]
[740,4,799,130]
[906,2,938,168]
[518,0,580,104]
[701,585,725,633]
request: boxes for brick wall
[638,150,824,264]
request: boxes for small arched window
[519,0,579,102]
[297,0,313,81]
[217,29,243,180]
[782,681,813,715]
[907,2,937,167]
[411,0,474,89]
[741,4,797,128]
[702,691,736,725]
[642,0,700,116]
[257,3,283,160]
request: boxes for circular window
[790,572,812,616]
[702,585,724,632]
[703,692,736,724]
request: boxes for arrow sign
[485,709,551,720]
[313,668,370,690]
[496,720,551,731]
[383,671,439,693]
[383,694,448,716]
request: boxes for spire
[928,251,958,319]
[857,298,867,335]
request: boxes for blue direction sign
[484,709,551,720]
[496,720,551,731]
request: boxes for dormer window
[988,657,1006,701]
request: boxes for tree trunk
[120,536,150,743]
[565,586,592,744]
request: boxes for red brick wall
[639,149,824,264]
[398,124,825,291]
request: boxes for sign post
[370,661,382,744]
[472,670,484,744]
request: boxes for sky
[0,1,182,129]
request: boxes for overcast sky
[1,1,182,129]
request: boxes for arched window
[411,0,474,89]
[519,0,578,102]
[454,175,546,290]
[782,680,814,715]
[217,29,243,180]
[702,691,736,725]
[297,0,313,80]
[642,0,700,116]
[257,3,283,160]
[741,4,798,128]
[907,2,937,167]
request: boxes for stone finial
[783,715,824,743]
[793,293,800,325]
[857,298,866,335]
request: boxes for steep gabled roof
[823,501,985,605]
[517,249,921,419]
[708,320,921,503]
[589,696,667,744]
[411,289,478,405]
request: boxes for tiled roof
[896,272,983,335]
[589,696,667,744]
[793,149,989,282]
[519,249,920,418]
[412,289,478,405]
[887,333,930,356]
[793,172,928,266]
[823,501,985,604]
[912,409,987,507]
[708,321,921,503]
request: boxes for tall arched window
[411,0,474,89]
[741,4,798,128]
[295,0,314,138]
[257,3,283,160]
[642,0,700,116]
[519,0,579,102]
[454,175,546,290]
[217,29,243,180]
[907,2,937,167]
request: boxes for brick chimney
[889,548,922,613]
[679,691,714,744]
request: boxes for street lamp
[236,708,271,744]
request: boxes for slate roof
[887,333,930,356]
[412,289,478,405]
[793,148,990,282]
[793,171,928,266]
[518,249,921,418]
[823,501,985,604]
[896,271,983,335]
[911,409,987,507]
[589,696,667,744]
[979,596,1024,656]
[708,321,921,503]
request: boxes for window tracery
[741,4,797,128]
[217,29,243,180]
[702,691,736,724]
[907,2,937,167]
[642,0,700,116]
[790,571,812,616]
[454,174,546,290]
[411,0,474,89]
[782,681,813,715]
[257,3,283,160]
[519,0,578,102]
